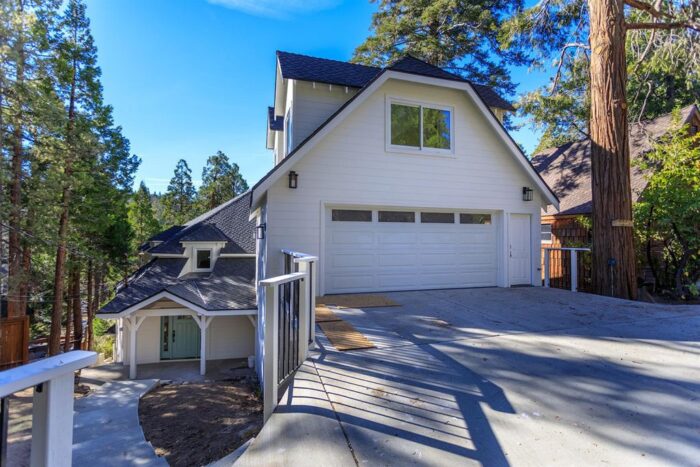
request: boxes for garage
[324,208,498,294]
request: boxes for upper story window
[285,109,293,156]
[195,249,212,271]
[388,98,453,154]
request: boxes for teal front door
[160,316,200,359]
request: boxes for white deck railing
[260,251,317,422]
[0,350,97,467]
[543,247,591,292]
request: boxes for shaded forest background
[0,0,248,352]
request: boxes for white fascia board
[251,70,559,210]
[151,254,185,258]
[219,253,256,258]
[95,290,257,319]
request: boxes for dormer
[265,52,515,166]
[176,224,230,277]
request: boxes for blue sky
[85,0,550,193]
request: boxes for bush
[93,318,112,337]
[95,334,115,360]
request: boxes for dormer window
[387,98,453,155]
[195,249,212,271]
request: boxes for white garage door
[324,208,498,294]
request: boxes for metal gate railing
[261,249,317,421]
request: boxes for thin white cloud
[207,0,341,18]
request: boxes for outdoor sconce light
[522,187,533,201]
[288,171,298,189]
[255,223,266,240]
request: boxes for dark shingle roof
[98,257,256,314]
[179,224,230,243]
[533,104,699,216]
[149,192,255,255]
[268,106,283,131]
[276,51,515,111]
[277,51,381,88]
[138,225,185,252]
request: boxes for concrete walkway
[238,287,700,466]
[72,379,166,467]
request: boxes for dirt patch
[139,376,262,466]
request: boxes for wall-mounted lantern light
[288,171,298,189]
[255,223,266,240]
[522,187,533,201]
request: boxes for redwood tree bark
[86,261,94,350]
[7,32,25,319]
[72,261,82,350]
[588,0,637,299]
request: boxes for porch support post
[128,316,146,379]
[544,248,551,288]
[571,249,578,292]
[30,372,74,467]
[195,315,212,376]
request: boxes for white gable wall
[265,78,545,293]
[291,80,358,150]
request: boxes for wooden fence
[0,316,29,370]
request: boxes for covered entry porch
[98,291,257,379]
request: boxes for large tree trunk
[64,289,72,353]
[49,57,77,356]
[86,260,94,350]
[587,0,637,300]
[72,261,82,350]
[7,29,25,319]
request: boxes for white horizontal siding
[266,79,543,292]
[291,81,357,149]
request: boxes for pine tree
[128,181,161,250]
[501,0,699,299]
[197,151,248,211]
[353,0,527,98]
[162,159,196,225]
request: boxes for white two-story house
[97,51,558,381]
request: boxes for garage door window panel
[460,213,492,225]
[378,211,416,223]
[331,209,372,222]
[421,212,455,223]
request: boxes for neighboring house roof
[276,51,515,111]
[149,191,255,255]
[254,54,558,208]
[98,257,256,315]
[533,104,699,217]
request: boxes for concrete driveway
[240,287,700,466]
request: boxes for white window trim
[541,224,553,244]
[194,248,213,272]
[385,96,455,157]
[285,108,293,156]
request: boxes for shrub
[93,318,112,337]
[95,334,115,360]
